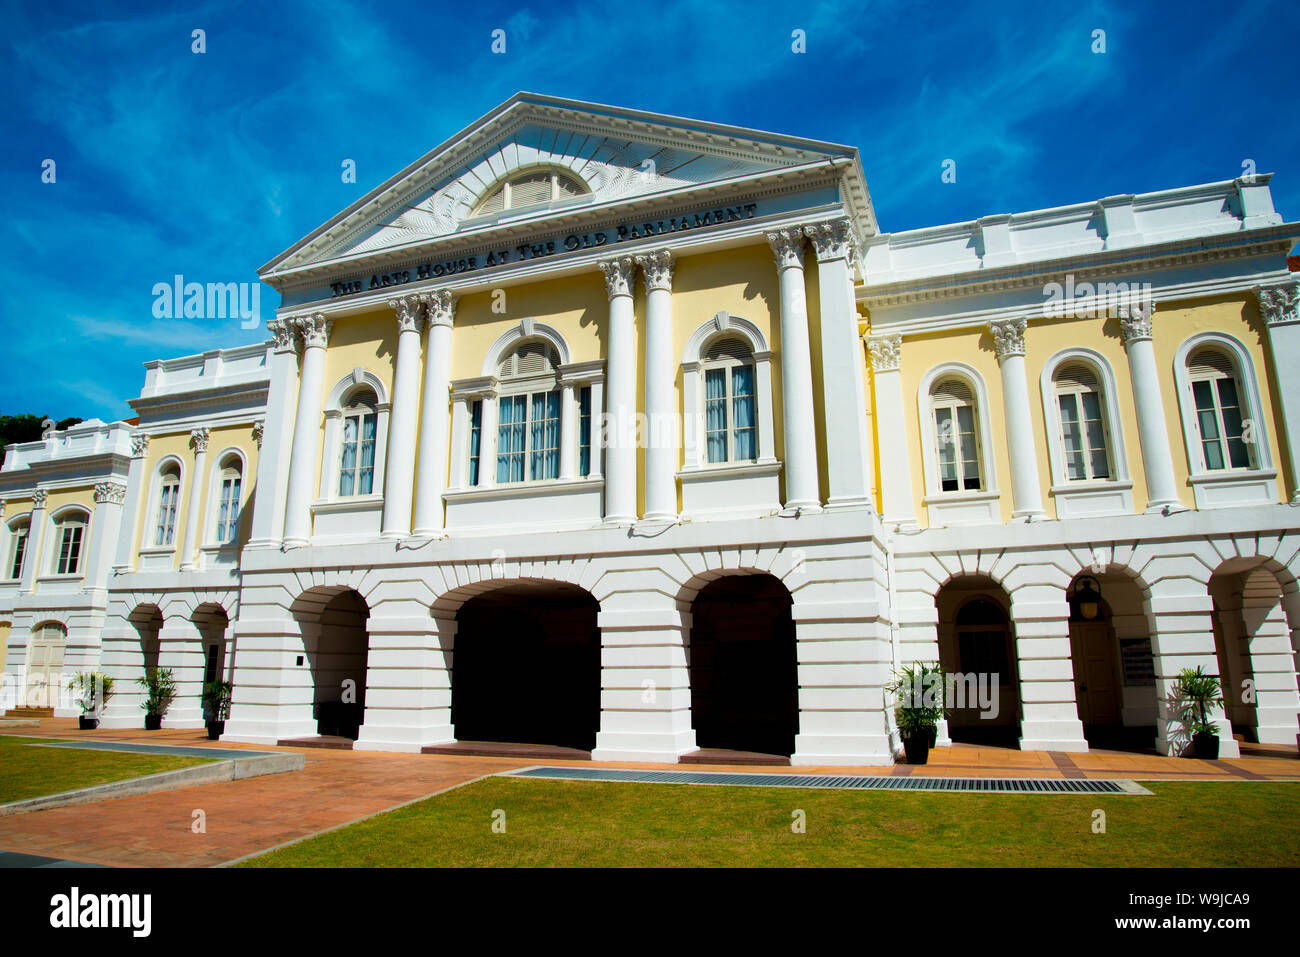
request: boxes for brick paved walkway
[1,719,1296,867]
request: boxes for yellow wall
[0,621,10,673]
[40,487,96,580]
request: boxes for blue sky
[2,0,1297,423]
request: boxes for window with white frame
[930,377,983,492]
[1053,363,1113,481]
[52,511,87,576]
[472,167,588,217]
[702,337,757,463]
[155,465,181,546]
[214,457,243,544]
[338,387,379,496]
[1187,347,1253,471]
[6,519,29,580]
[495,342,561,483]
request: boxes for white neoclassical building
[3,93,1300,765]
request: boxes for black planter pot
[206,720,225,741]
[78,715,99,731]
[927,725,938,748]
[902,733,931,765]
[144,714,162,731]
[1191,730,1220,760]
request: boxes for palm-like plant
[887,662,947,736]
[138,668,177,718]
[67,672,114,715]
[1173,665,1224,736]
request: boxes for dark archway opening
[305,590,370,739]
[688,574,798,757]
[452,583,600,752]
[937,582,1022,748]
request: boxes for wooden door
[27,626,66,708]
[1070,622,1120,725]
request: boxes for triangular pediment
[260,93,873,283]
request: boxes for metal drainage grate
[499,766,1152,795]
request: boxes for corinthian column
[413,290,457,536]
[867,333,918,529]
[636,249,677,521]
[806,219,873,510]
[988,318,1045,520]
[381,294,425,538]
[248,319,301,547]
[598,256,638,524]
[767,228,821,511]
[114,433,150,572]
[283,313,332,546]
[1257,282,1300,502]
[1119,300,1184,513]
[179,427,209,570]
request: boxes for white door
[26,624,66,709]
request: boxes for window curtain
[705,368,728,463]
[731,365,756,460]
[359,414,377,494]
[529,391,560,480]
[497,395,526,483]
[339,417,358,496]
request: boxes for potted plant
[888,662,946,764]
[1172,666,1224,760]
[137,668,177,730]
[68,672,114,730]
[201,680,233,740]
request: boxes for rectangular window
[1194,378,1250,471]
[217,475,241,543]
[56,524,83,575]
[468,399,482,486]
[156,484,178,546]
[496,391,560,483]
[705,368,728,463]
[8,527,27,580]
[731,365,756,460]
[578,386,592,477]
[935,406,980,491]
[1058,393,1110,481]
[339,412,378,495]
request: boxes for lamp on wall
[1071,575,1103,621]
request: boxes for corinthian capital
[597,257,637,299]
[1256,281,1300,326]
[251,421,265,449]
[389,293,426,333]
[804,218,855,263]
[635,249,674,292]
[94,482,128,505]
[191,427,210,454]
[866,334,902,372]
[32,489,48,509]
[767,228,806,270]
[988,318,1027,359]
[1118,298,1156,343]
[131,433,151,458]
[267,318,297,353]
[423,289,457,328]
[294,312,333,349]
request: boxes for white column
[381,294,425,539]
[598,256,638,523]
[157,612,206,728]
[636,249,677,521]
[179,427,209,570]
[1240,579,1300,745]
[282,313,332,546]
[248,323,301,546]
[86,482,126,596]
[1008,583,1088,752]
[587,378,605,481]
[806,220,873,510]
[20,489,46,593]
[448,395,472,490]
[1257,282,1300,502]
[867,334,919,529]
[113,434,150,572]
[413,291,457,536]
[1119,302,1184,512]
[559,381,578,480]
[989,318,1045,520]
[477,391,498,488]
[767,228,821,511]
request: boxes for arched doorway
[296,589,370,740]
[936,578,1021,746]
[193,604,231,722]
[688,574,798,757]
[451,582,600,751]
[26,621,66,710]
[1061,570,1159,752]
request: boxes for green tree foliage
[0,414,83,462]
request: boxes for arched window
[472,167,589,217]
[339,387,379,496]
[702,337,757,463]
[1187,347,1252,471]
[215,456,243,543]
[6,517,30,581]
[1053,363,1112,481]
[52,510,88,576]
[155,464,181,546]
[496,342,561,483]
[931,377,982,492]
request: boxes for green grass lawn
[0,736,215,804]
[239,777,1300,867]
